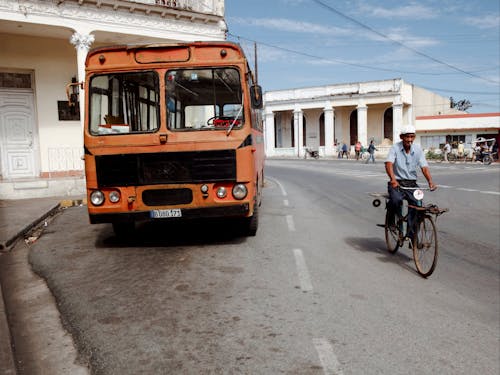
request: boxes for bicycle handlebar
[398,186,437,192]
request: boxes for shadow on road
[96,219,248,249]
[345,236,419,276]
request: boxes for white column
[335,110,343,147]
[70,32,95,130]
[264,110,275,157]
[324,107,334,156]
[392,103,403,142]
[357,103,368,146]
[293,109,302,157]
[297,109,304,157]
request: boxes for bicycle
[370,187,448,277]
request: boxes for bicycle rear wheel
[412,215,438,277]
[385,210,400,253]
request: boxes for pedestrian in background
[457,141,465,158]
[355,141,362,160]
[366,140,377,163]
[443,140,451,162]
[341,142,349,159]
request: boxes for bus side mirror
[250,85,263,109]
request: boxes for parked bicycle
[304,147,319,159]
[370,187,448,277]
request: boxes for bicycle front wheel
[412,215,438,277]
[385,210,400,253]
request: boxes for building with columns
[263,78,463,158]
[0,0,225,198]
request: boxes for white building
[416,112,500,154]
[263,78,465,158]
[0,0,226,199]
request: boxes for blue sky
[225,0,500,114]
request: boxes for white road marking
[438,185,454,188]
[293,249,313,292]
[283,199,289,206]
[456,188,478,192]
[480,190,500,195]
[313,338,344,375]
[274,178,288,197]
[286,215,295,231]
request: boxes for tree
[450,97,472,111]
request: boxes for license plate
[150,209,182,218]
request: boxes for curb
[0,198,86,375]
[0,203,61,252]
[0,198,86,252]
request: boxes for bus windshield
[89,71,160,135]
[166,68,244,131]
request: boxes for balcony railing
[130,0,224,16]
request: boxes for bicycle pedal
[376,224,385,228]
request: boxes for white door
[0,90,38,179]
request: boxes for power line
[228,32,474,76]
[421,86,500,96]
[310,0,500,85]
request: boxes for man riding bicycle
[385,125,437,240]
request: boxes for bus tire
[245,205,259,236]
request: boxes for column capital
[70,32,95,50]
[323,107,334,113]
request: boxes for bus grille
[142,188,193,206]
[95,150,236,187]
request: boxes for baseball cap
[400,125,416,135]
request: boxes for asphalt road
[25,159,500,374]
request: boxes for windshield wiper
[226,101,244,136]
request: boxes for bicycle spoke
[413,216,438,277]
[385,211,400,253]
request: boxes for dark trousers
[387,180,419,237]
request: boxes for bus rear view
[83,42,265,237]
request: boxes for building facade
[263,78,463,158]
[416,113,500,155]
[0,0,225,199]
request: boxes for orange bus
[82,42,265,236]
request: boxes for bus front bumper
[89,203,250,224]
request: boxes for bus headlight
[90,190,105,206]
[216,186,227,199]
[232,184,247,200]
[109,190,121,203]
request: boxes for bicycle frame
[370,186,447,277]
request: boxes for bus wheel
[244,205,259,236]
[112,222,135,238]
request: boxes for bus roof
[86,41,248,70]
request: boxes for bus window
[89,71,160,135]
[166,68,244,131]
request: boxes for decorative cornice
[0,0,225,39]
[70,32,95,49]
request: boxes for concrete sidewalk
[0,196,85,375]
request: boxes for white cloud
[229,17,350,36]
[464,14,500,29]
[359,3,438,19]
[383,27,440,48]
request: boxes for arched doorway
[319,113,325,146]
[303,116,306,147]
[349,110,357,145]
[384,108,393,141]
[289,114,306,147]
